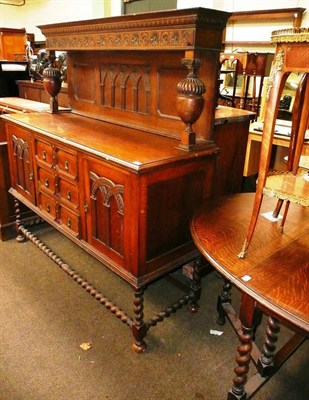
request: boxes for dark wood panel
[213,118,250,196]
[146,170,205,260]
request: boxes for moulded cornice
[38,8,230,51]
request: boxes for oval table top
[190,193,309,334]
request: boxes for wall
[0,0,123,42]
[178,0,309,52]
[124,0,176,14]
[178,0,308,18]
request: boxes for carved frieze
[46,29,195,51]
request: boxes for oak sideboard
[2,8,240,351]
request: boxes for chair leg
[238,67,288,258]
[272,198,284,218]
[280,200,290,231]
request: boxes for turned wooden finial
[43,55,62,113]
[176,58,206,150]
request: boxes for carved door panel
[83,157,136,272]
[6,124,36,204]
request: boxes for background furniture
[219,52,248,109]
[223,8,306,51]
[243,120,309,177]
[191,193,308,400]
[213,106,254,196]
[0,97,69,240]
[0,27,26,60]
[219,52,273,119]
[0,61,29,97]
[17,80,69,108]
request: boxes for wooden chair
[245,52,272,117]
[219,51,272,119]
[219,52,248,109]
[239,28,309,258]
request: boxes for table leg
[228,293,256,400]
[14,198,26,243]
[257,315,280,376]
[131,287,148,353]
[217,277,232,325]
[188,256,202,313]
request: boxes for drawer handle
[67,190,71,201]
[42,150,46,161]
[67,218,71,228]
[29,172,34,181]
[46,204,50,213]
[64,160,69,171]
[45,178,49,188]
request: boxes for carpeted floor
[0,224,308,400]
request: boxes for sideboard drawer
[56,148,78,180]
[58,205,80,237]
[35,139,54,167]
[33,134,81,239]
[58,178,79,210]
[37,166,56,195]
[38,192,57,220]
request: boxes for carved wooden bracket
[176,58,205,151]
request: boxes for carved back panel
[39,8,231,145]
[68,50,219,142]
[68,51,185,139]
[100,63,151,114]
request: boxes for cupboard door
[83,158,131,268]
[6,124,36,204]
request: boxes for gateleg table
[190,193,308,399]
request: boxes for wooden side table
[191,193,308,400]
[243,121,309,177]
[0,97,55,240]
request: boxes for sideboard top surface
[2,112,218,171]
[0,96,68,113]
[38,7,231,52]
